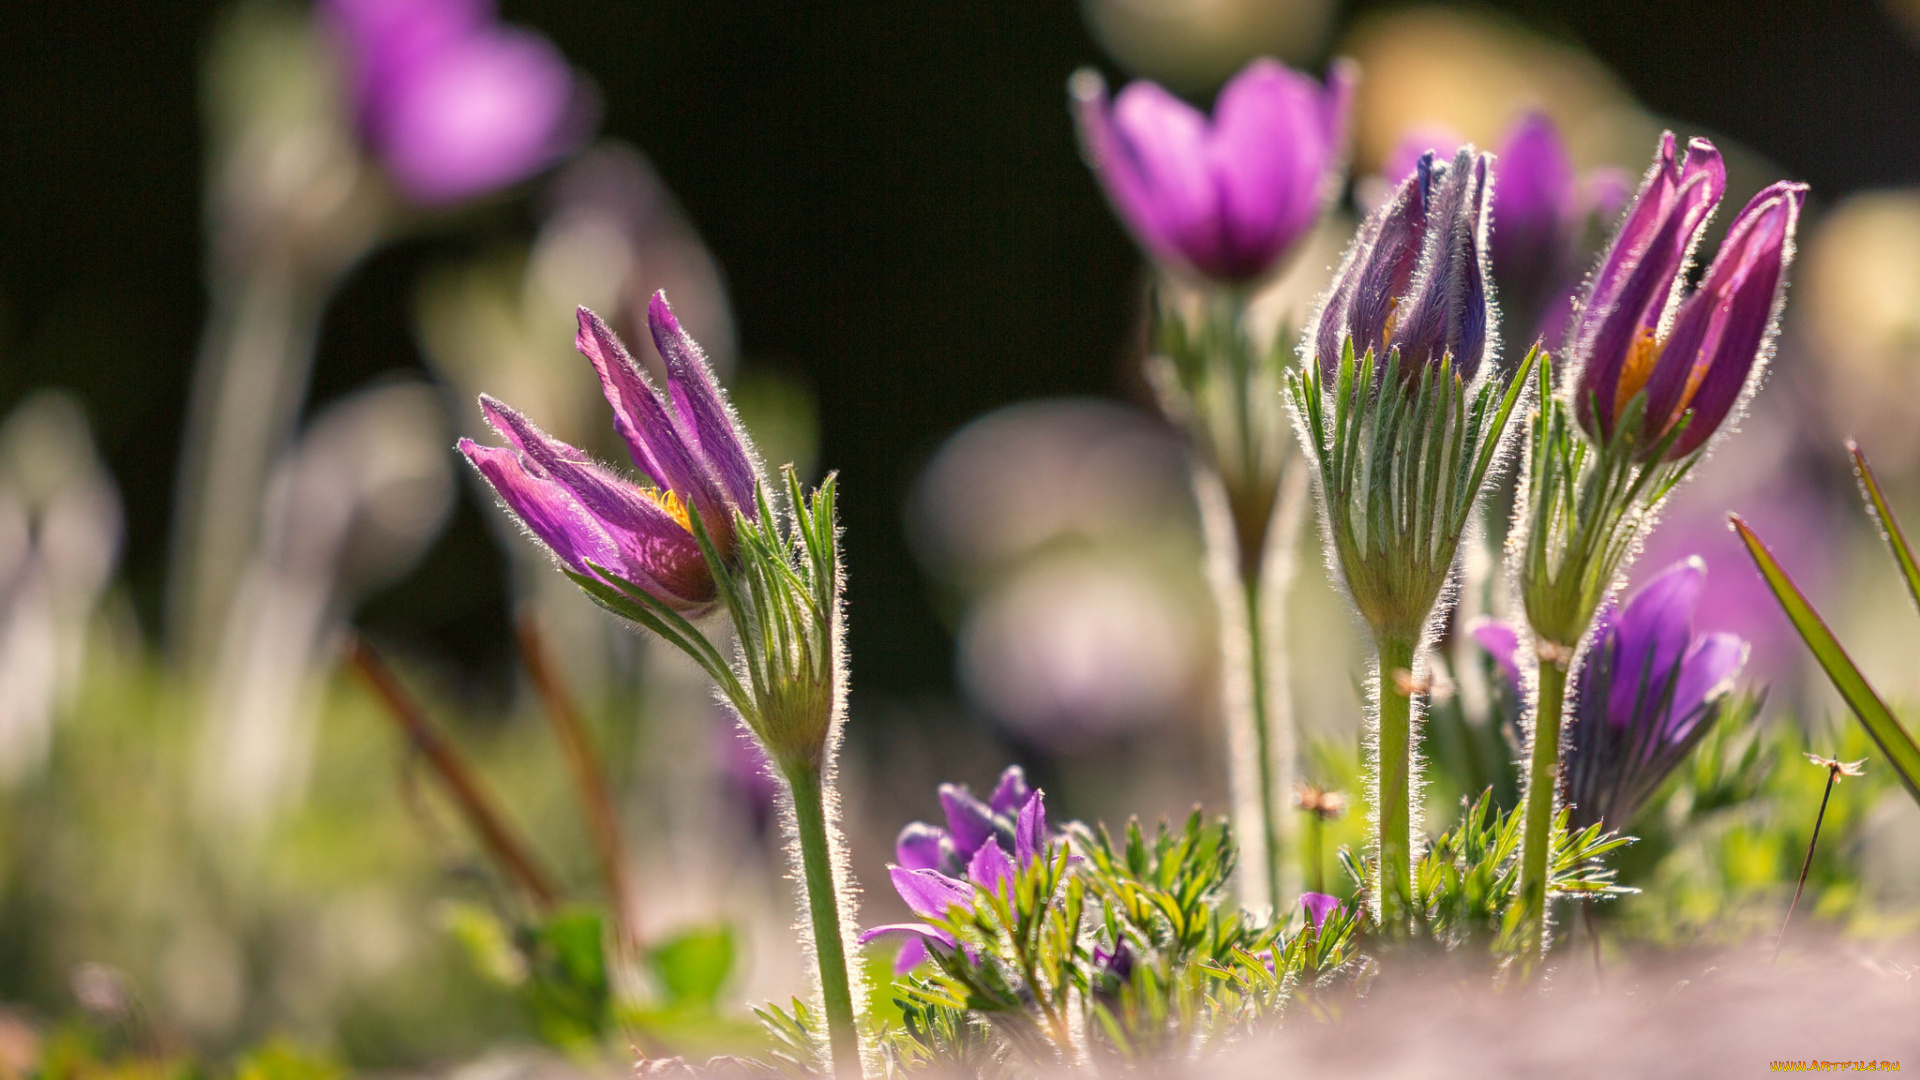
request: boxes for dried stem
[516,615,639,948]
[346,634,560,910]
[1772,761,1840,967]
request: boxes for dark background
[4,0,1918,702]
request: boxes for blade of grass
[1731,514,1920,805]
[1849,442,1920,619]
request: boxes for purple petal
[574,307,708,501]
[1386,149,1492,379]
[321,0,489,136]
[857,923,955,975]
[895,822,950,872]
[1491,112,1574,289]
[1573,136,1725,437]
[371,27,583,205]
[1014,791,1048,865]
[1300,891,1342,930]
[1071,70,1183,271]
[1653,182,1805,458]
[1383,124,1463,193]
[1107,80,1221,274]
[1207,59,1333,278]
[939,784,998,859]
[647,292,759,511]
[477,396,712,605]
[1341,154,1436,369]
[1466,616,1522,696]
[890,867,974,921]
[460,439,617,576]
[1605,557,1706,732]
[967,837,1016,896]
[988,766,1033,816]
[1666,632,1748,740]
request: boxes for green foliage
[874,813,1360,1075]
[646,926,737,1011]
[1734,453,1920,804]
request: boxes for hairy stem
[1374,634,1417,927]
[1519,656,1569,952]
[1243,566,1286,911]
[786,765,863,1078]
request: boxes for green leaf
[1850,443,1920,619]
[1732,514,1920,806]
[645,924,737,1009]
[524,905,612,1047]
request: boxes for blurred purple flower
[1314,148,1494,382]
[715,711,779,832]
[1070,58,1355,284]
[322,0,589,204]
[1570,134,1806,459]
[1299,891,1342,930]
[459,292,760,614]
[860,766,1056,973]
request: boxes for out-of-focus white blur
[1081,0,1335,91]
[0,392,122,786]
[912,399,1208,748]
[202,382,453,824]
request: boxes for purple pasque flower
[1564,557,1749,831]
[459,291,760,614]
[1313,147,1495,383]
[321,0,588,205]
[1487,114,1631,355]
[1070,58,1355,284]
[1299,891,1343,931]
[860,766,1057,973]
[1569,134,1806,460]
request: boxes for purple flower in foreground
[459,292,760,614]
[860,766,1057,973]
[1472,558,1749,831]
[1299,891,1343,930]
[1569,134,1806,460]
[322,0,588,204]
[1313,147,1495,382]
[1070,58,1355,284]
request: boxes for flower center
[1612,326,1663,421]
[643,487,694,533]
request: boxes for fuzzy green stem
[785,765,862,1078]
[1518,657,1568,952]
[1374,634,1417,927]
[1243,567,1286,911]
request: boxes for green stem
[785,766,863,1079]
[1374,634,1416,928]
[1519,657,1568,953]
[1244,567,1285,912]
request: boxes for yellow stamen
[1612,327,1663,421]
[644,487,693,533]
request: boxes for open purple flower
[1472,559,1749,832]
[459,292,760,614]
[1564,557,1748,830]
[1070,58,1355,284]
[1313,147,1495,383]
[1569,134,1806,460]
[322,0,589,204]
[860,766,1057,973]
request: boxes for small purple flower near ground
[861,766,1057,973]
[1474,558,1750,831]
[459,292,761,614]
[1070,57,1355,284]
[321,0,590,204]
